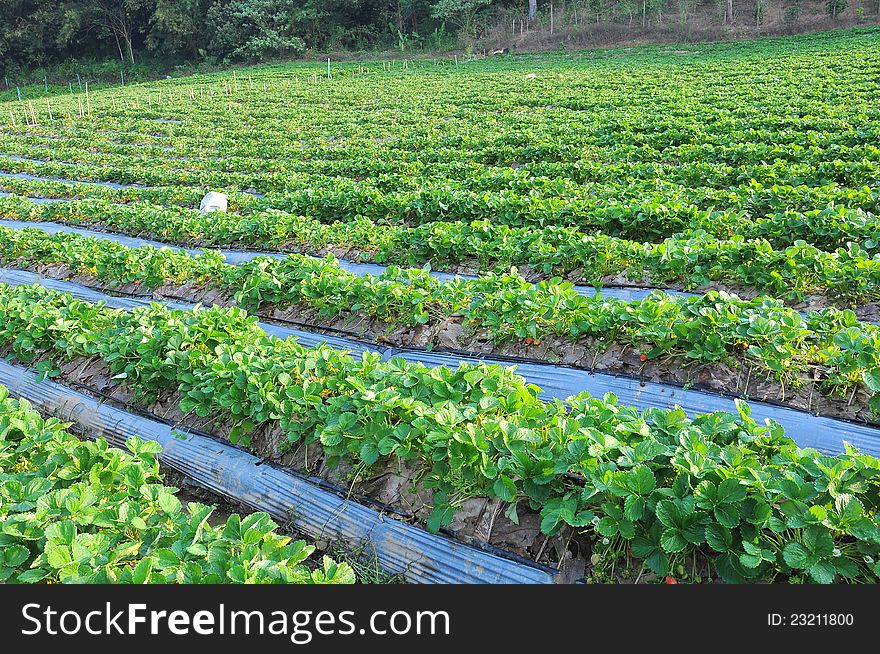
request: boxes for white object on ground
[199,191,228,213]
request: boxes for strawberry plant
[0,385,355,584]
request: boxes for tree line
[1,0,873,70]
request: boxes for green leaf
[131,557,153,584]
[154,548,180,567]
[493,475,517,503]
[803,525,834,557]
[660,529,688,554]
[862,369,880,393]
[714,504,740,529]
[705,524,733,553]
[505,502,519,526]
[427,504,454,533]
[158,492,181,515]
[44,520,76,545]
[320,430,343,447]
[227,565,246,583]
[3,544,30,568]
[834,494,864,524]
[46,545,72,569]
[740,553,763,569]
[540,511,562,535]
[808,561,837,584]
[623,495,646,521]
[655,499,682,529]
[628,465,656,495]
[717,478,747,503]
[17,568,50,583]
[568,510,597,528]
[359,441,380,465]
[782,542,812,569]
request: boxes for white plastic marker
[199,191,228,213]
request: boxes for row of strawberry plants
[0,384,355,584]
[1,282,878,583]
[3,132,880,212]
[10,66,879,166]
[5,170,880,259]
[0,175,254,209]
[6,54,878,195]
[4,123,880,222]
[4,154,880,247]
[4,196,879,305]
[4,222,880,417]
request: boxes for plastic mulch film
[2,267,878,458]
[0,358,560,584]
[0,191,63,204]
[0,170,144,189]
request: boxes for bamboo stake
[85,82,91,116]
[46,97,53,120]
[9,111,15,127]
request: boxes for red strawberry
[664,576,678,584]
[533,338,541,345]
[639,354,647,362]
[525,337,533,345]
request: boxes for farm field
[1,27,880,585]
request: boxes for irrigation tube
[0,216,698,301]
[0,358,559,584]
[2,267,879,458]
